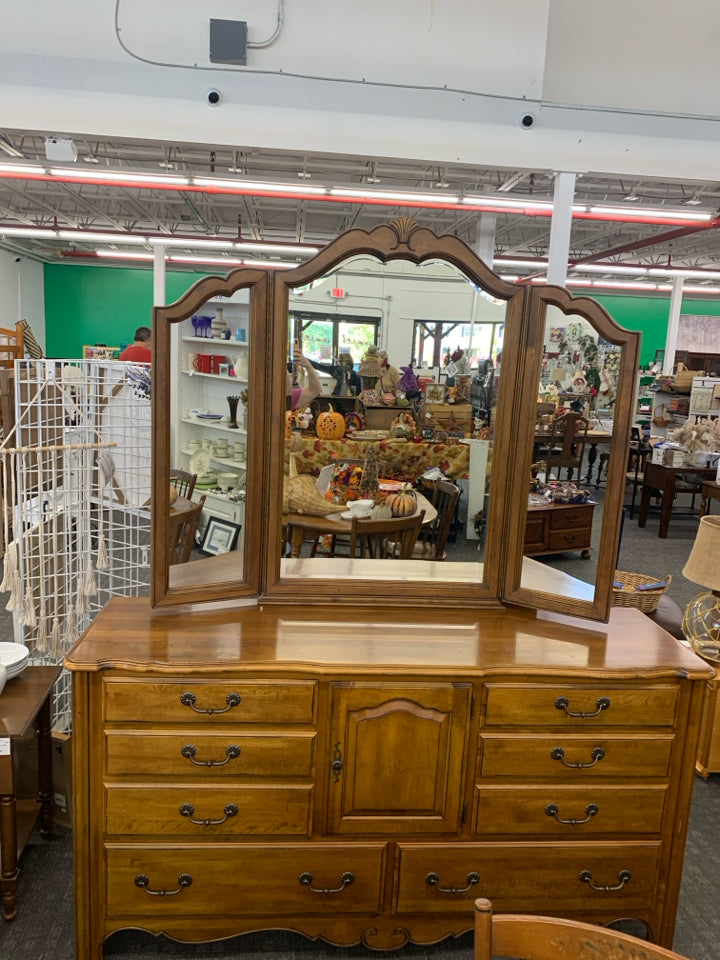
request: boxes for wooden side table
[696,661,720,778]
[701,479,720,516]
[0,664,61,921]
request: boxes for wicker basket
[611,571,672,613]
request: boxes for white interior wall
[290,262,505,366]
[0,251,45,347]
[2,1,720,181]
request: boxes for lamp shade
[682,516,720,591]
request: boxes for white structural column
[475,213,496,269]
[663,277,684,374]
[153,245,166,306]
[547,172,576,287]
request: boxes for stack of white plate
[0,642,30,680]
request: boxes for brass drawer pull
[181,744,241,766]
[134,873,193,896]
[555,695,610,718]
[179,802,239,825]
[545,802,599,825]
[425,871,480,894]
[180,691,242,714]
[298,871,355,894]
[551,746,605,768]
[579,868,631,892]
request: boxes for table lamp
[682,515,720,661]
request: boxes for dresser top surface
[63,598,713,680]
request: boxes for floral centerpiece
[325,462,365,502]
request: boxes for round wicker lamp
[682,515,720,661]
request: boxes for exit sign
[330,287,345,298]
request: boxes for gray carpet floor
[1,473,718,959]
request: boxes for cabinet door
[327,682,470,834]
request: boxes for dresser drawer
[106,784,313,837]
[547,527,591,552]
[396,842,660,913]
[474,784,667,836]
[550,507,593,530]
[484,683,678,727]
[106,843,385,917]
[478,734,673,778]
[106,731,315,778]
[104,679,316,724]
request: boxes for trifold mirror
[152,218,639,620]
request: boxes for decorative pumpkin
[386,486,417,517]
[316,405,345,440]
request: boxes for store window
[412,319,504,369]
[290,312,379,367]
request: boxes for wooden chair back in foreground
[0,321,24,369]
[473,898,689,960]
[544,412,590,483]
[169,468,197,499]
[168,495,205,565]
[414,479,460,560]
[349,511,425,559]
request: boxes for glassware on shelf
[227,395,241,429]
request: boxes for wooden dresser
[65,598,712,959]
[524,501,596,559]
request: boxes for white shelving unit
[174,292,250,544]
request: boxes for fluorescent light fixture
[495,258,548,269]
[148,236,234,249]
[50,167,190,186]
[462,195,553,211]
[575,264,649,275]
[193,177,326,195]
[592,280,658,290]
[168,254,245,266]
[241,258,296,269]
[588,205,712,222]
[234,242,319,255]
[58,230,149,244]
[0,226,59,238]
[0,163,46,175]
[330,187,459,204]
[97,250,155,260]
[647,267,720,279]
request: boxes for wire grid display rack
[0,359,152,731]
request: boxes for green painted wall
[43,263,720,365]
[43,265,202,358]
[592,294,720,367]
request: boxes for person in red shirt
[119,326,152,362]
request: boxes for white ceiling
[2,128,720,289]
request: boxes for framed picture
[200,516,241,555]
[424,382,446,403]
[420,426,435,440]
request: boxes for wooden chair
[168,495,205,565]
[349,511,425,559]
[543,412,589,483]
[0,322,24,369]
[413,479,460,560]
[170,468,197,499]
[474,897,689,960]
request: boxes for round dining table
[283,491,437,559]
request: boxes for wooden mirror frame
[503,285,640,620]
[151,269,269,607]
[262,218,527,606]
[149,220,639,621]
